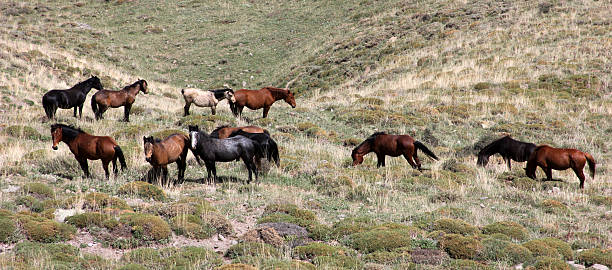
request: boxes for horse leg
[237,106,244,118]
[544,166,553,181]
[403,154,419,170]
[506,158,512,171]
[102,160,110,179]
[79,104,84,119]
[570,167,585,189]
[124,104,132,122]
[78,159,90,178]
[162,166,169,186]
[184,102,191,116]
[376,154,385,167]
[211,105,216,115]
[177,159,186,183]
[73,106,78,118]
[98,105,107,120]
[263,106,271,118]
[112,157,118,175]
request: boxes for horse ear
[143,136,147,142]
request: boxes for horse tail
[114,145,127,170]
[42,94,55,119]
[253,141,264,160]
[584,152,596,179]
[269,139,280,166]
[414,141,438,160]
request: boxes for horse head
[225,90,236,103]
[89,76,103,90]
[50,124,63,150]
[284,89,296,108]
[139,79,149,94]
[143,136,154,162]
[476,155,489,166]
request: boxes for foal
[525,145,596,189]
[91,79,148,121]
[143,134,189,185]
[42,76,103,119]
[477,136,536,171]
[51,124,126,178]
[352,132,438,170]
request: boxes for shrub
[478,238,533,265]
[313,255,364,269]
[447,259,493,270]
[433,218,479,236]
[13,241,88,268]
[65,212,110,228]
[590,195,612,206]
[17,212,75,243]
[522,239,560,258]
[439,234,482,260]
[540,199,569,214]
[83,192,131,210]
[22,183,54,198]
[170,214,216,239]
[482,221,528,241]
[474,82,492,90]
[294,243,352,259]
[217,264,257,270]
[0,215,18,243]
[540,238,573,260]
[577,248,611,267]
[118,181,166,201]
[363,250,410,264]
[531,256,570,270]
[264,203,316,221]
[345,226,421,253]
[148,197,216,218]
[5,125,44,140]
[123,246,223,269]
[119,213,171,241]
[332,217,377,238]
[225,242,281,259]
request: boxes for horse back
[374,134,414,156]
[235,89,271,108]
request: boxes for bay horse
[210,125,269,139]
[525,145,596,189]
[477,136,536,171]
[50,124,126,178]
[143,134,189,186]
[181,87,235,116]
[91,79,148,121]
[188,125,262,184]
[228,129,280,166]
[230,87,296,118]
[352,132,438,170]
[42,76,103,119]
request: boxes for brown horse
[352,132,438,170]
[51,124,127,178]
[210,125,269,139]
[143,134,189,186]
[230,87,296,118]
[91,79,148,121]
[525,145,596,189]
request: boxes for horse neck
[125,85,141,96]
[266,88,288,101]
[72,81,93,94]
[479,141,500,158]
[354,141,373,156]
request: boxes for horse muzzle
[145,157,151,163]
[52,146,58,150]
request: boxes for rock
[514,263,523,269]
[218,234,226,241]
[87,243,94,247]
[588,264,609,270]
[552,187,561,193]
[230,240,238,245]
[566,261,586,269]
[1,185,19,193]
[241,227,284,247]
[257,222,308,238]
[54,208,79,222]
[480,203,485,208]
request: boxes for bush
[217,264,257,270]
[577,248,611,267]
[540,199,569,214]
[123,246,223,269]
[119,213,171,241]
[22,183,54,198]
[294,243,352,259]
[13,241,98,268]
[522,239,560,258]
[83,192,131,210]
[540,238,573,260]
[345,226,422,253]
[590,195,612,206]
[225,242,281,259]
[147,197,217,219]
[447,259,493,270]
[332,217,377,238]
[5,125,44,140]
[313,255,364,269]
[439,234,482,260]
[478,238,533,265]
[433,218,479,236]
[482,221,528,241]
[65,212,110,229]
[263,203,316,221]
[170,214,216,239]
[0,215,18,243]
[17,212,75,243]
[531,256,570,270]
[118,181,166,201]
[363,250,410,264]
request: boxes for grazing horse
[42,76,103,119]
[228,129,280,166]
[188,125,262,184]
[91,79,148,121]
[525,145,596,189]
[50,124,126,178]
[143,134,189,186]
[230,87,296,118]
[352,132,438,170]
[210,125,269,139]
[477,136,536,170]
[181,87,235,116]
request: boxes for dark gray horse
[228,129,279,166]
[188,125,262,184]
[477,135,536,171]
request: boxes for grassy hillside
[0,0,610,269]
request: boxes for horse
[210,125,269,139]
[188,125,262,184]
[230,87,296,118]
[42,76,103,119]
[91,79,148,121]
[352,132,438,170]
[525,145,596,189]
[181,87,235,116]
[476,135,536,171]
[143,134,189,186]
[50,124,126,179]
[228,129,280,166]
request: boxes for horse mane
[123,80,146,91]
[72,77,96,90]
[353,132,385,155]
[264,87,291,99]
[51,123,85,142]
[478,135,510,157]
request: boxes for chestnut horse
[352,132,438,170]
[42,76,103,119]
[230,87,296,118]
[143,134,189,186]
[525,145,596,189]
[210,125,269,139]
[51,124,127,178]
[91,79,148,121]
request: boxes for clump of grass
[119,213,172,242]
[118,181,166,201]
[312,255,364,269]
[22,183,54,199]
[82,192,131,210]
[65,212,111,229]
[432,218,479,236]
[522,239,561,258]
[217,263,258,270]
[16,212,76,243]
[344,224,422,253]
[589,195,612,206]
[362,250,411,264]
[149,129,186,139]
[4,125,45,140]
[530,256,570,270]
[356,97,384,105]
[577,248,611,267]
[14,241,109,269]
[540,199,569,214]
[122,246,223,269]
[0,214,19,243]
[482,221,528,241]
[478,238,533,265]
[446,259,493,270]
[439,234,482,260]
[331,217,377,239]
[294,243,353,259]
[225,242,281,259]
[146,197,216,218]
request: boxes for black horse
[42,76,103,119]
[477,135,536,170]
[188,125,262,184]
[228,129,280,166]
[209,88,234,100]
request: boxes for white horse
[181,88,235,116]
